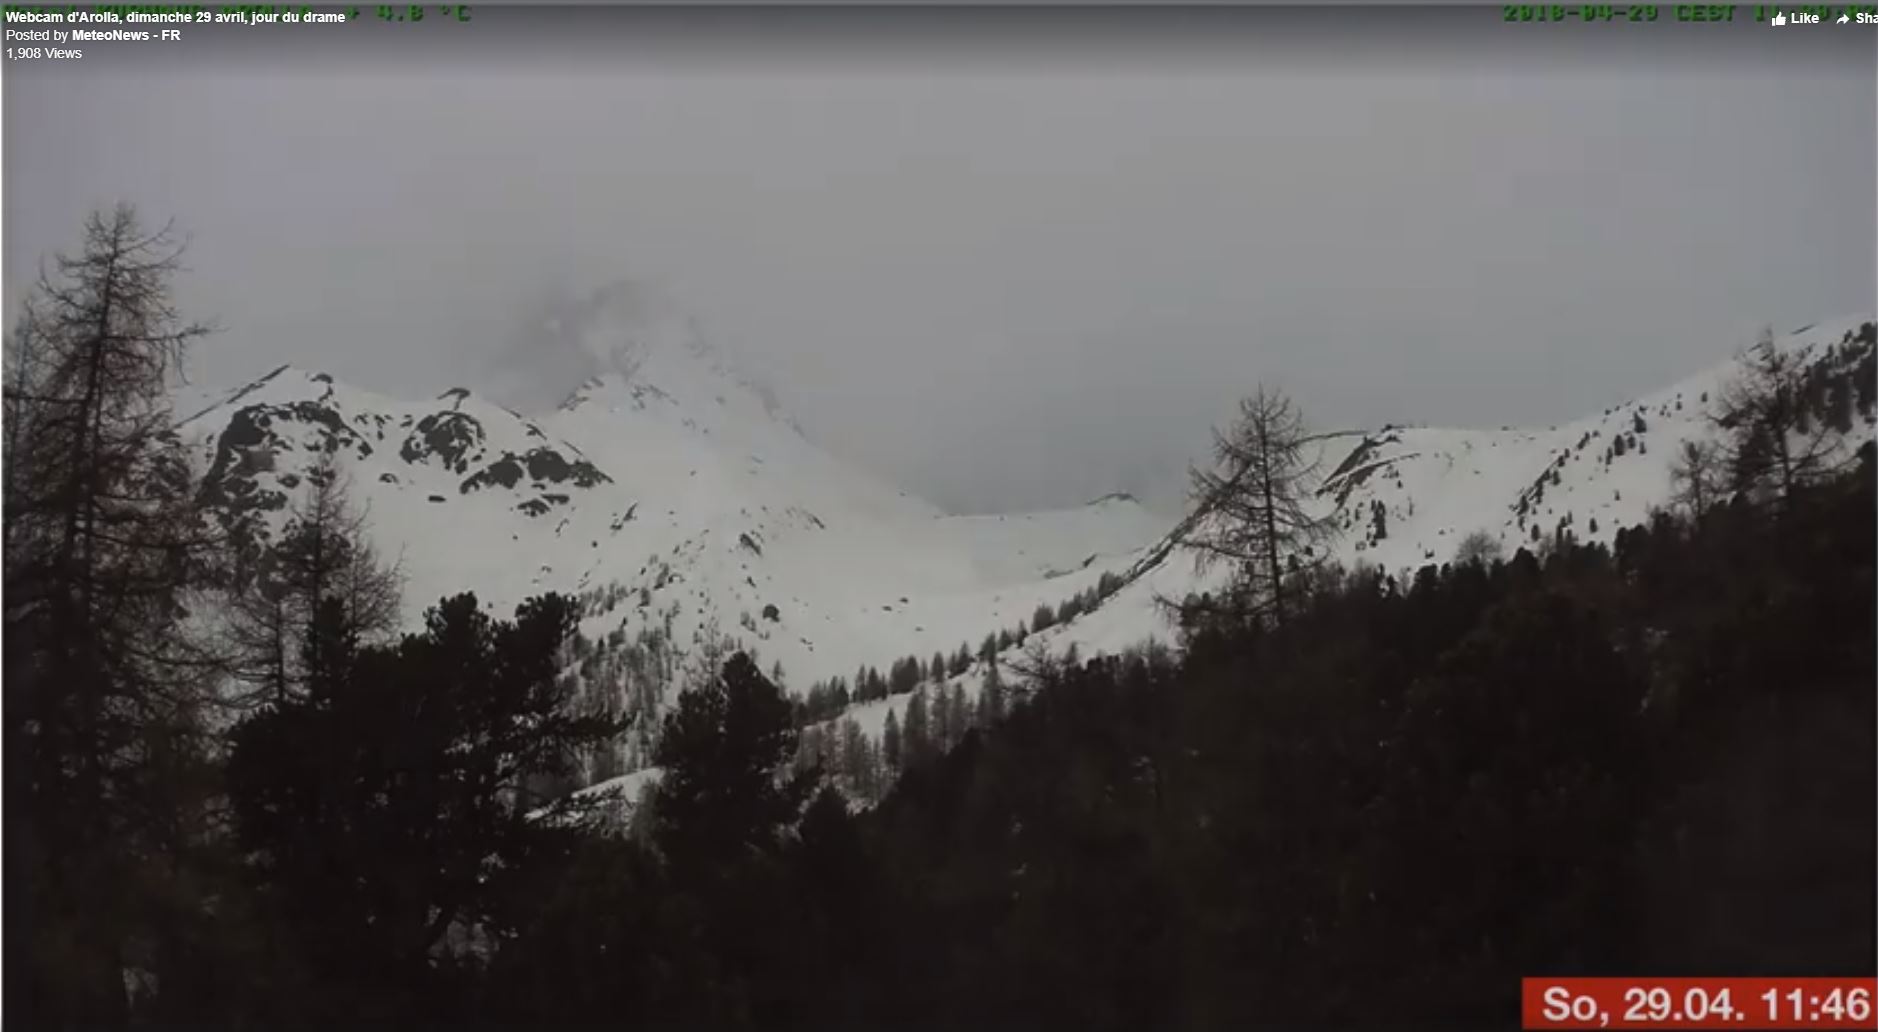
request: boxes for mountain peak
[543,282,803,438]
[558,280,718,381]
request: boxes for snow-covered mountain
[178,303,1874,785]
[1048,316,1878,656]
[176,284,1170,711]
[820,315,1877,748]
[1314,320,1875,570]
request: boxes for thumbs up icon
[1770,10,1787,22]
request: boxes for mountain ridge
[176,320,1170,703]
[178,314,1876,789]
[796,315,1875,760]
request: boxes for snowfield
[180,300,1874,796]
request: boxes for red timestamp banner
[1522,977,1878,1030]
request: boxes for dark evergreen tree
[651,651,809,870]
[649,653,829,1026]
[977,662,1006,726]
[890,655,920,695]
[800,682,828,725]
[882,708,903,772]
[903,689,933,767]
[946,684,970,742]
[225,592,620,1018]
[951,643,972,677]
[932,681,953,752]
[839,717,873,800]
[1824,374,1854,433]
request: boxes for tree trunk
[1261,428,1285,632]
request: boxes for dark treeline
[7,206,1873,1029]
[861,452,1875,1029]
[794,571,1126,729]
[251,444,1878,1029]
[77,447,1875,1031]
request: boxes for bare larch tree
[1453,528,1505,567]
[2,204,218,1025]
[221,449,402,706]
[1713,327,1844,511]
[1185,386,1336,632]
[1668,438,1726,519]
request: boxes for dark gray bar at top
[410,1,1510,5]
[2,5,1868,75]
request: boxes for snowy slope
[183,307,1873,798]
[178,284,1169,715]
[1027,316,1878,670]
[1309,315,1877,575]
[800,316,1878,774]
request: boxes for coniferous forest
[7,208,1874,1030]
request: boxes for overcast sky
[5,13,1873,514]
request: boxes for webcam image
[3,5,1873,1029]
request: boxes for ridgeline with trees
[5,208,1871,1028]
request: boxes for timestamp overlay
[1495,2,1878,20]
[1524,977,1878,1030]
